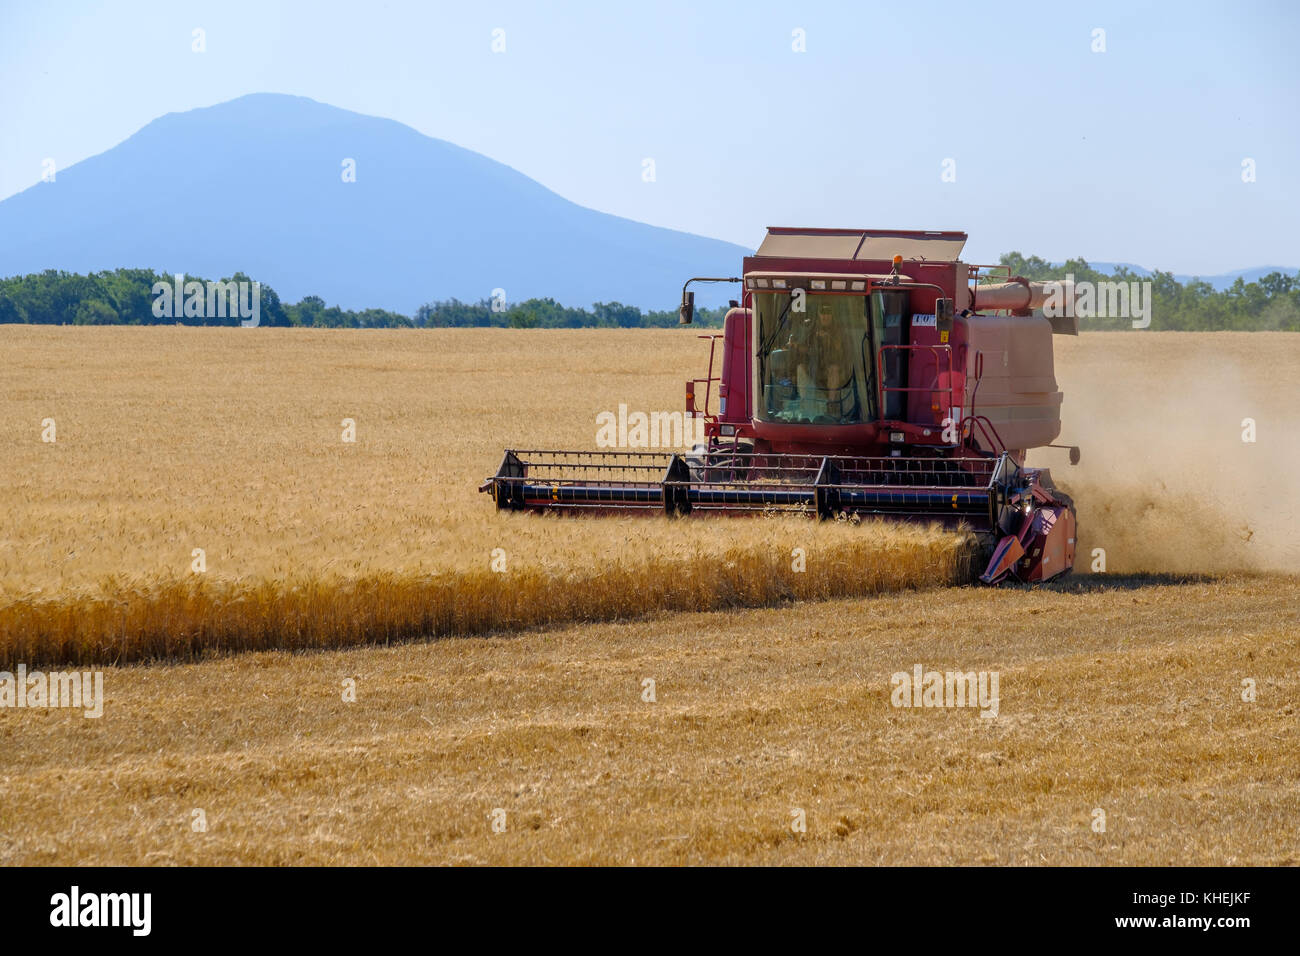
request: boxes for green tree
[71,299,118,325]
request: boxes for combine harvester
[481,228,1080,584]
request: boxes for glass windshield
[755,292,875,425]
[871,290,910,421]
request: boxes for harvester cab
[481,227,1081,584]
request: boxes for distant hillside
[0,93,1291,312]
[0,93,750,311]
[1046,262,1297,292]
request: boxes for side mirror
[679,289,695,326]
[935,297,954,336]
[676,291,696,325]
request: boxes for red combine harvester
[481,227,1080,584]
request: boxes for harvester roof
[755,227,968,263]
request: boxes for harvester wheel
[687,442,753,483]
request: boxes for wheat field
[1,573,1295,865]
[3,327,1299,664]
[1,326,1298,865]
[1,326,976,664]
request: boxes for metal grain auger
[480,227,1082,584]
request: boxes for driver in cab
[785,302,850,418]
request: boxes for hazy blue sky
[2,0,1297,272]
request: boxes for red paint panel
[720,308,751,423]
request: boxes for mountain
[2,93,1291,312]
[1054,262,1297,291]
[0,93,751,312]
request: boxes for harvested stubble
[5,572,1296,865]
[0,327,975,665]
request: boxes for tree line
[996,253,1300,331]
[0,269,414,328]
[1,261,1297,331]
[0,268,725,329]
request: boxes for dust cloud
[1028,334,1300,575]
